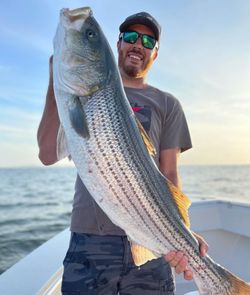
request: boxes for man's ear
[153,49,158,61]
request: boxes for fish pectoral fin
[167,180,192,228]
[56,124,70,160]
[130,243,158,266]
[136,118,156,156]
[69,96,90,139]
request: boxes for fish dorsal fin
[133,116,191,266]
[167,179,191,228]
[135,117,191,227]
[136,118,156,156]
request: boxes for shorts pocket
[151,258,176,294]
[159,278,176,295]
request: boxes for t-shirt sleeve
[160,95,192,152]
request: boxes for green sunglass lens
[142,35,155,49]
[123,32,138,44]
[122,32,156,49]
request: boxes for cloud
[0,64,13,73]
[0,141,73,168]
[0,24,52,54]
[0,104,41,124]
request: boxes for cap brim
[119,17,159,40]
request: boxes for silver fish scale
[84,87,182,243]
[84,87,167,244]
[78,85,234,293]
[55,87,232,294]
[84,87,187,243]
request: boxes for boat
[175,200,250,294]
[0,200,249,295]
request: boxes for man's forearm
[159,148,181,189]
[165,170,181,189]
[37,72,60,165]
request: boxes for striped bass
[53,7,250,295]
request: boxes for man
[37,11,208,295]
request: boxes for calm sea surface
[0,165,250,274]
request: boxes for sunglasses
[119,31,158,50]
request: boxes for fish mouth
[61,6,92,22]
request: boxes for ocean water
[0,165,249,274]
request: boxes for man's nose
[134,36,143,49]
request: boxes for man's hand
[164,232,209,280]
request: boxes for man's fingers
[193,232,209,257]
[200,237,209,256]
[200,241,209,256]
[184,269,193,280]
[198,236,209,256]
[165,251,194,281]
[165,251,175,262]
[166,251,184,267]
[175,255,188,274]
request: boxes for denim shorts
[61,232,175,295]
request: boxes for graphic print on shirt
[131,103,152,133]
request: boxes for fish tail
[227,270,250,294]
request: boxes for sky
[0,0,249,167]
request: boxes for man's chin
[124,65,141,78]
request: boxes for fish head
[53,7,118,97]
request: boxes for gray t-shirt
[70,85,192,235]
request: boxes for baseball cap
[119,12,161,41]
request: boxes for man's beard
[123,64,140,77]
[118,50,151,78]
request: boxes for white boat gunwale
[0,200,249,295]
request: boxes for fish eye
[87,29,98,40]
